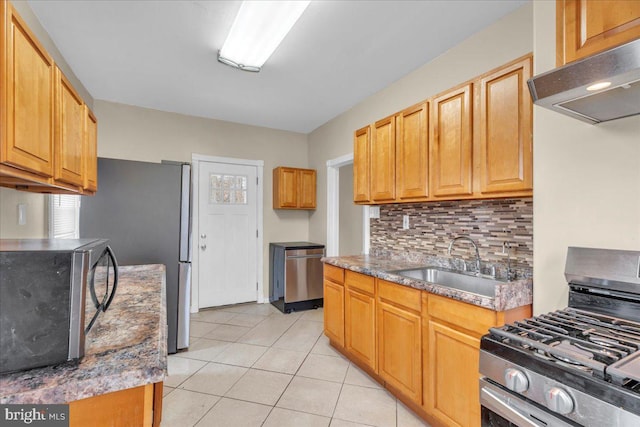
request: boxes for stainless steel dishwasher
[269,242,325,313]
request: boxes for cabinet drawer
[428,294,496,336]
[345,270,375,295]
[324,264,345,285]
[378,279,421,313]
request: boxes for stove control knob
[504,368,529,392]
[545,387,574,415]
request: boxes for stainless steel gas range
[480,247,640,426]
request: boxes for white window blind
[49,194,81,239]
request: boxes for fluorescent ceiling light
[218,1,310,72]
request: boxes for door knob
[201,244,207,250]
[201,234,206,239]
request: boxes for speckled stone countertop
[323,255,532,311]
[0,264,167,404]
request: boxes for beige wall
[339,164,363,255]
[11,0,93,107]
[93,101,310,298]
[0,188,48,238]
[307,4,534,246]
[532,2,640,314]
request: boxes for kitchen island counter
[0,264,167,404]
[323,254,532,311]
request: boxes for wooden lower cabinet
[377,280,422,404]
[344,271,377,372]
[422,293,532,427]
[69,382,163,427]
[425,318,482,426]
[323,265,345,346]
[323,264,533,427]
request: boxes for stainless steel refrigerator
[79,158,191,353]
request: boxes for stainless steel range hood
[527,38,640,124]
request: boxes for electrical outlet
[402,215,409,230]
[369,206,380,219]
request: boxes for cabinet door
[353,126,370,203]
[558,0,640,65]
[55,68,85,187]
[396,103,429,201]
[430,84,473,197]
[273,167,298,208]
[70,383,156,427]
[378,300,422,404]
[345,287,376,371]
[370,116,395,202]
[426,320,481,427]
[324,279,344,346]
[83,106,98,192]
[479,56,532,194]
[1,3,54,177]
[298,169,316,209]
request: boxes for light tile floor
[162,303,431,427]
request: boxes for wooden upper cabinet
[55,67,85,188]
[353,126,370,203]
[429,84,473,197]
[479,55,533,195]
[1,2,96,195]
[84,106,98,192]
[396,102,429,201]
[273,167,316,209]
[273,167,298,209]
[557,0,640,65]
[299,168,316,209]
[370,115,395,202]
[273,167,298,208]
[1,1,55,177]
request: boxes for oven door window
[85,246,118,333]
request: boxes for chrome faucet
[448,236,481,275]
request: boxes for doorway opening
[326,154,368,257]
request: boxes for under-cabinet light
[586,81,612,91]
[218,1,310,72]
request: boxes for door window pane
[209,174,248,204]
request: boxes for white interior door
[198,161,258,308]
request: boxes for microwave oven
[0,239,118,374]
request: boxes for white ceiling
[28,0,527,134]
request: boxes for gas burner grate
[489,307,640,380]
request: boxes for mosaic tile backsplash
[370,198,533,279]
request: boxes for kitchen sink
[386,267,501,297]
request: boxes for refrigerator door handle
[179,164,193,262]
[177,262,191,350]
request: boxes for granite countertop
[323,255,532,311]
[0,264,167,404]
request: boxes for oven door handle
[480,382,544,427]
